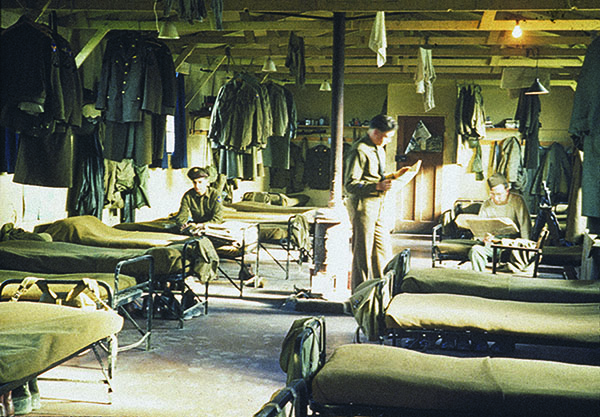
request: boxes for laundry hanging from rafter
[369,11,387,67]
[415,47,436,112]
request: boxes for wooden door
[394,115,445,234]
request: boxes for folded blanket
[35,215,189,249]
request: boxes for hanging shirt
[286,32,306,87]
[415,47,436,112]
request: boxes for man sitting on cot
[468,172,533,272]
[174,166,224,235]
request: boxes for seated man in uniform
[173,166,224,235]
[468,172,532,272]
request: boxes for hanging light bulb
[154,1,180,40]
[319,80,332,91]
[158,21,180,39]
[525,56,549,95]
[261,57,277,72]
[512,21,523,38]
[524,78,549,95]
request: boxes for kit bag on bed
[8,277,111,414]
[289,214,311,253]
[10,276,110,311]
[279,317,321,384]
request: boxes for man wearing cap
[468,172,532,271]
[173,166,224,234]
[345,114,409,292]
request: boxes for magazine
[464,217,519,239]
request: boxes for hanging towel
[369,11,387,67]
[415,47,436,112]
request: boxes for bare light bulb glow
[512,23,523,38]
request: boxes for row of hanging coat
[569,35,600,222]
[96,31,177,167]
[209,74,297,180]
[0,16,82,187]
[94,31,177,221]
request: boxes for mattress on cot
[433,238,478,257]
[400,267,600,303]
[541,245,583,266]
[433,239,583,266]
[0,240,181,278]
[384,293,600,345]
[223,205,317,223]
[0,270,137,301]
[0,302,123,385]
[225,201,316,215]
[34,215,191,249]
[115,216,255,261]
[311,344,600,416]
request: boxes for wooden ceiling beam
[3,0,599,13]
[377,19,600,32]
[49,16,600,34]
[187,45,586,58]
[223,0,600,12]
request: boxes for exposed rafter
[1,1,599,84]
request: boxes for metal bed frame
[152,238,211,327]
[357,248,599,353]
[255,214,313,281]
[255,315,600,417]
[213,223,259,298]
[0,266,151,403]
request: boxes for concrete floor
[26,235,598,416]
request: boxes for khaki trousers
[347,195,390,292]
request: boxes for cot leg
[205,281,209,315]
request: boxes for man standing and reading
[469,172,532,271]
[345,115,408,292]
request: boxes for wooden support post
[329,12,346,209]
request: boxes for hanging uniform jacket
[496,136,527,193]
[1,17,83,187]
[303,143,331,190]
[269,141,306,192]
[68,116,105,218]
[96,32,176,165]
[263,82,294,170]
[209,74,273,152]
[96,32,162,123]
[569,36,600,219]
[515,90,541,169]
[286,32,306,87]
[531,142,572,204]
[455,85,486,180]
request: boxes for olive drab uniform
[344,135,390,292]
[173,187,224,227]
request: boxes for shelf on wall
[296,124,368,143]
[297,125,369,129]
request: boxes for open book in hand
[464,217,519,239]
[385,160,422,188]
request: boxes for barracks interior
[1,2,600,416]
